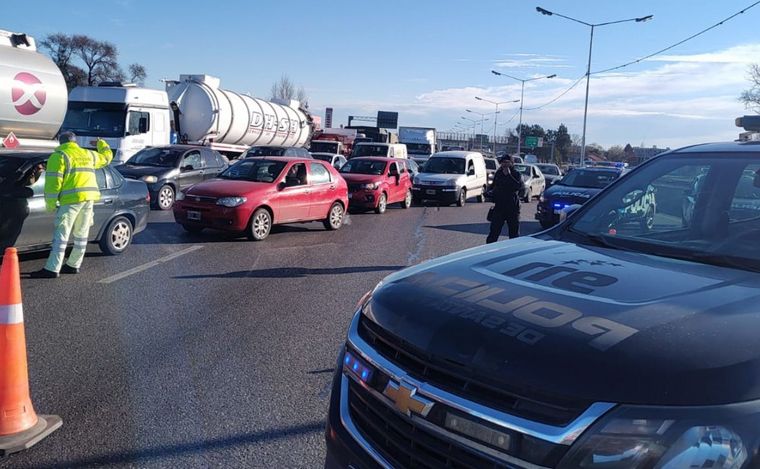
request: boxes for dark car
[0,150,149,255]
[326,141,760,469]
[116,145,228,210]
[536,166,624,229]
[535,163,563,187]
[484,157,498,189]
[243,146,311,158]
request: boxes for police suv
[326,133,760,468]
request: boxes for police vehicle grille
[348,380,512,469]
[358,315,588,427]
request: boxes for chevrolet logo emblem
[383,381,434,417]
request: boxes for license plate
[187,210,201,221]
[426,189,436,195]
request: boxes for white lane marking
[98,245,204,284]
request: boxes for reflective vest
[44,140,113,211]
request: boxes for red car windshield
[219,159,287,183]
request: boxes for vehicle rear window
[537,165,560,175]
[310,163,331,184]
[559,169,619,188]
[246,147,286,157]
[485,159,498,170]
[353,145,389,157]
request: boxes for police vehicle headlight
[175,190,186,201]
[216,196,247,207]
[140,175,158,184]
[558,403,759,468]
[413,176,421,185]
[539,194,545,203]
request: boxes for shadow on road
[34,420,326,469]
[426,221,543,236]
[174,265,405,279]
[133,222,322,245]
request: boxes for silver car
[0,151,150,255]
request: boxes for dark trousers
[486,208,520,243]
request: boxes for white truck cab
[63,84,171,164]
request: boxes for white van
[351,142,408,159]
[412,151,488,206]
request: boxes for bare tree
[128,63,147,85]
[270,74,296,101]
[39,33,86,89]
[71,35,122,85]
[41,33,146,89]
[296,86,309,108]
[740,64,760,112]
[270,74,309,107]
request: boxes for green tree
[555,124,572,162]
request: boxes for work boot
[29,268,59,279]
[61,265,80,274]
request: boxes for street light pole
[536,7,652,167]
[475,97,519,157]
[491,71,556,157]
[465,110,489,150]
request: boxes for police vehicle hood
[364,237,760,406]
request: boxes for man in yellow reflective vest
[30,132,113,279]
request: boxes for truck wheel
[324,202,344,230]
[456,189,466,207]
[100,216,133,255]
[247,208,272,241]
[477,186,486,203]
[401,190,412,209]
[156,185,175,210]
[375,193,387,214]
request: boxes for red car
[173,157,348,240]
[339,157,413,213]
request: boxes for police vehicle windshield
[567,153,760,272]
[558,168,619,188]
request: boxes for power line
[524,75,586,111]
[593,0,760,75]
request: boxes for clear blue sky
[7,0,760,148]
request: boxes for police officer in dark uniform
[486,155,524,243]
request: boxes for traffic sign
[525,136,538,149]
[2,132,20,149]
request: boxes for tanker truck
[62,74,313,163]
[0,29,68,151]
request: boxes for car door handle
[329,185,336,190]
[96,199,113,206]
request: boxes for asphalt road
[8,199,540,469]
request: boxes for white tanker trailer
[0,29,68,150]
[63,74,313,163]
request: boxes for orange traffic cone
[0,248,61,456]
